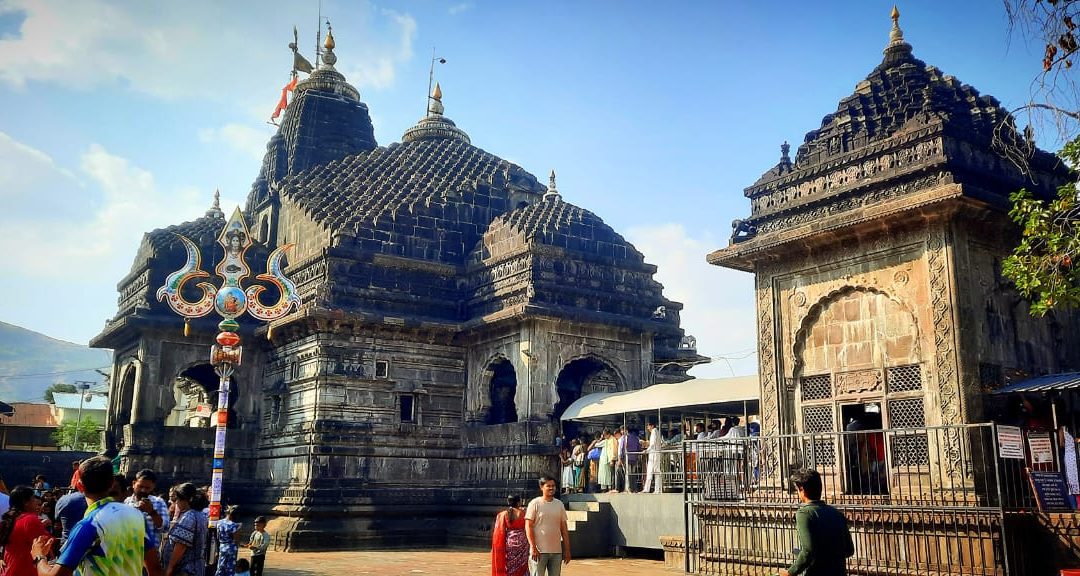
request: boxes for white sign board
[194,404,213,418]
[1028,431,1055,465]
[997,425,1025,460]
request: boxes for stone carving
[748,135,944,217]
[757,275,778,436]
[927,226,963,478]
[834,369,883,396]
[756,273,783,485]
[731,219,757,243]
[754,171,949,235]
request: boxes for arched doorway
[115,364,136,426]
[554,357,620,438]
[486,358,518,425]
[166,364,239,428]
[792,287,925,495]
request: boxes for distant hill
[0,321,112,402]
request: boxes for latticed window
[802,404,836,466]
[801,374,832,401]
[886,364,922,393]
[888,397,928,466]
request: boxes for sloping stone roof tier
[281,138,544,264]
[475,195,647,265]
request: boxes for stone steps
[563,499,611,558]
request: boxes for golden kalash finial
[889,5,905,46]
[322,21,338,67]
[427,82,445,117]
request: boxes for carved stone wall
[749,224,965,444]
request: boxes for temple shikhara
[90,25,703,548]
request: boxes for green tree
[51,418,102,451]
[1001,2,1080,314]
[43,382,77,404]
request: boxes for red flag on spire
[271,73,299,121]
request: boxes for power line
[0,366,111,380]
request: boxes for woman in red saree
[491,495,528,576]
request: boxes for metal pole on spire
[426,48,446,115]
[315,0,323,68]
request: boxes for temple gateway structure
[705,9,1080,576]
[91,29,704,549]
[710,9,1079,464]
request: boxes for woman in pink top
[0,486,49,576]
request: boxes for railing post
[683,439,690,574]
[989,423,1010,576]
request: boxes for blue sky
[0,1,1054,379]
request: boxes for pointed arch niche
[485,356,518,425]
[790,286,928,494]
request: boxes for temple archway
[485,357,518,425]
[114,363,137,427]
[553,356,621,422]
[166,364,239,428]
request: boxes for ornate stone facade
[709,13,1080,489]
[91,34,704,549]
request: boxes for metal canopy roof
[560,375,759,421]
[991,372,1080,394]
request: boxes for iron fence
[677,423,1069,576]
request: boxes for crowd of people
[0,459,271,576]
[554,415,760,496]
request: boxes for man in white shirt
[642,419,664,493]
[525,475,570,576]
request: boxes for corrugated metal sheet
[52,392,108,411]
[992,372,1080,394]
[0,402,58,427]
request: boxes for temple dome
[472,175,646,265]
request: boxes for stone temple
[91,29,704,548]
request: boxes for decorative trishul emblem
[156,208,301,328]
[154,207,300,525]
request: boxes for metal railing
[679,423,1060,576]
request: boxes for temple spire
[888,6,905,47]
[428,82,445,117]
[780,141,792,166]
[321,21,337,68]
[206,189,224,219]
[882,5,913,62]
[544,170,561,201]
[402,81,471,143]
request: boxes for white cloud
[0,1,418,99]
[199,123,270,161]
[626,223,758,379]
[0,131,82,220]
[0,133,215,342]
[448,3,473,15]
[339,9,417,91]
